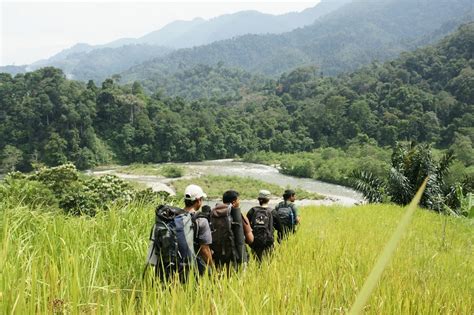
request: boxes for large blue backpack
[275,201,295,232]
[145,205,196,281]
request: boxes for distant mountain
[121,0,473,83]
[0,0,349,81]
[0,65,28,76]
[33,45,173,82]
[131,0,351,48]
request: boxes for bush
[0,176,58,210]
[160,165,184,178]
[2,164,151,215]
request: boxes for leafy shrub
[29,163,79,195]
[245,144,391,186]
[160,165,184,178]
[133,188,169,204]
[2,164,150,215]
[280,159,314,178]
[84,175,134,203]
[0,176,58,210]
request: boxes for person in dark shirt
[275,189,300,242]
[246,190,282,261]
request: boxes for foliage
[0,164,146,215]
[1,202,472,313]
[243,144,391,186]
[0,24,473,170]
[125,63,272,101]
[160,165,184,178]
[0,176,58,210]
[351,171,386,203]
[349,143,472,214]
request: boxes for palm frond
[437,149,455,179]
[350,170,386,203]
[388,167,413,205]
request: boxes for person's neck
[184,206,196,213]
[260,203,269,207]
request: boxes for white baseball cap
[184,184,207,201]
[258,189,271,199]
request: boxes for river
[90,159,364,208]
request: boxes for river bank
[89,159,364,206]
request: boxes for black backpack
[144,205,196,281]
[210,205,238,264]
[249,206,274,248]
[276,201,295,231]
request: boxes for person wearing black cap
[246,190,282,261]
[274,189,300,242]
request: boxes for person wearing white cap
[183,184,213,273]
[246,189,282,261]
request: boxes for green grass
[171,175,324,200]
[1,201,472,314]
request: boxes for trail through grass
[1,201,472,313]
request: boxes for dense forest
[0,23,472,174]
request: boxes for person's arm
[246,208,253,223]
[196,218,213,266]
[292,204,301,224]
[198,244,213,267]
[242,214,253,245]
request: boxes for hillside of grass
[1,201,472,313]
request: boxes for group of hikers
[145,184,301,281]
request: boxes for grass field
[1,201,472,314]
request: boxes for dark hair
[283,189,295,200]
[201,205,211,214]
[184,199,199,208]
[223,190,239,204]
[258,197,269,206]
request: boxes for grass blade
[349,178,428,315]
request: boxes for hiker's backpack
[210,205,238,264]
[145,205,196,280]
[276,202,295,231]
[249,206,274,248]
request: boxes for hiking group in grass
[145,185,301,281]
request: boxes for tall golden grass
[1,199,472,314]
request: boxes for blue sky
[1,0,318,66]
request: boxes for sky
[0,0,319,66]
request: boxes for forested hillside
[122,0,472,82]
[0,23,472,172]
[127,63,273,100]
